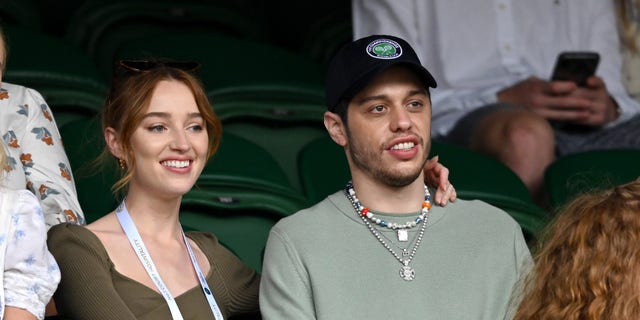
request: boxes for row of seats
[1,0,351,71]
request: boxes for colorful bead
[345,182,431,231]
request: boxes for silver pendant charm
[399,266,415,281]
[397,229,408,242]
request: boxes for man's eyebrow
[356,94,387,105]
[355,89,429,105]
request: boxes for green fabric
[260,191,531,320]
[48,224,260,319]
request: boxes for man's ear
[104,127,125,159]
[324,111,348,147]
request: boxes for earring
[118,158,126,169]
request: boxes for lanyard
[116,201,224,320]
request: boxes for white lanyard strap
[116,202,224,320]
[182,231,224,320]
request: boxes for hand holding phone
[550,51,600,87]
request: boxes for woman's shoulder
[185,231,220,251]
[47,222,115,272]
[185,231,239,264]
[48,222,103,250]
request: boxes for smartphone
[550,51,600,86]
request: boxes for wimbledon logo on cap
[366,39,403,60]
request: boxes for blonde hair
[615,0,640,53]
[514,180,640,319]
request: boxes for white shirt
[353,0,640,137]
[0,189,60,320]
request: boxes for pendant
[399,265,415,281]
[397,229,408,242]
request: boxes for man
[353,1,640,203]
[259,35,531,319]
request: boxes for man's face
[343,66,432,187]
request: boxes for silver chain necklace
[345,181,431,281]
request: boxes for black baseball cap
[326,35,437,111]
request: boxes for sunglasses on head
[114,59,201,77]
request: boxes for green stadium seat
[180,193,292,272]
[59,118,118,223]
[198,132,308,209]
[544,149,640,209]
[65,0,271,78]
[210,83,327,189]
[114,32,324,91]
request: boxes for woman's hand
[424,155,457,206]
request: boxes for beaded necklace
[345,181,431,281]
[346,181,431,241]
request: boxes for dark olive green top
[48,223,260,319]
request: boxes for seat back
[59,118,119,222]
[180,194,291,272]
[431,142,549,240]
[199,132,307,206]
[545,149,640,208]
[209,83,327,190]
[297,134,350,204]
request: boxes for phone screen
[551,51,600,86]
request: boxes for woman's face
[125,79,209,199]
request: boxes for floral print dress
[1,82,84,227]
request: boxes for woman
[0,141,60,320]
[512,180,640,319]
[47,60,260,319]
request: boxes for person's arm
[260,226,316,320]
[47,224,138,320]
[497,1,640,127]
[3,190,60,320]
[4,307,37,320]
[19,87,84,227]
[586,0,640,125]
